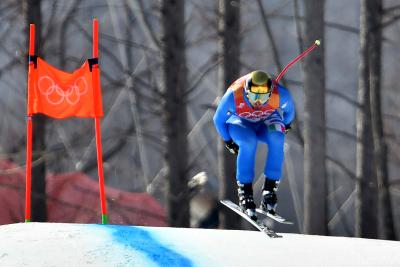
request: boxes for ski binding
[256,208,293,225]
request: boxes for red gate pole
[92,18,108,224]
[25,24,35,222]
[275,40,321,83]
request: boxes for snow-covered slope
[0,223,399,267]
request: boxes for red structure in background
[0,159,166,226]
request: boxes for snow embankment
[0,223,399,267]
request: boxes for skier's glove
[284,124,292,134]
[224,140,239,155]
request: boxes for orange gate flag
[27,57,103,119]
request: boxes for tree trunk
[355,0,378,238]
[302,0,327,235]
[160,0,190,227]
[24,0,47,222]
[368,0,396,240]
[217,0,241,229]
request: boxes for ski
[256,208,293,225]
[220,200,282,238]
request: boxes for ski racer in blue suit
[213,70,295,221]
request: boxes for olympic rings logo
[38,76,88,105]
[238,110,274,119]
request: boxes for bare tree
[355,0,378,238]
[160,0,190,227]
[302,0,327,235]
[217,0,241,229]
[368,0,396,240]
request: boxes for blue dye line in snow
[101,224,194,267]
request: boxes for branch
[126,0,160,49]
[382,14,400,28]
[269,13,359,34]
[326,126,357,142]
[184,53,220,98]
[58,0,82,68]
[42,0,59,50]
[100,32,158,53]
[327,188,354,235]
[384,113,400,124]
[0,58,20,78]
[77,124,135,173]
[326,155,357,180]
[0,2,19,21]
[383,5,400,14]
[71,19,126,73]
[326,89,360,107]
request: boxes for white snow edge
[0,222,399,267]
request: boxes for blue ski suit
[213,73,295,184]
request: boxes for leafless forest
[0,0,399,240]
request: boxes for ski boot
[237,182,257,221]
[260,178,279,215]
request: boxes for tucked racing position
[213,70,295,221]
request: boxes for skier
[213,70,295,221]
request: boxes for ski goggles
[249,84,270,94]
[247,91,271,104]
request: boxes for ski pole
[275,39,321,83]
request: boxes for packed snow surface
[0,223,399,267]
